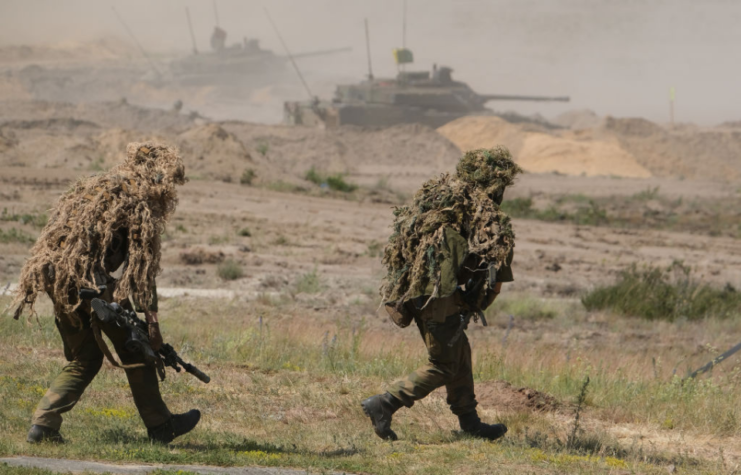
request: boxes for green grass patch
[266,181,307,194]
[1,209,48,228]
[305,167,357,193]
[501,197,608,226]
[294,267,323,294]
[502,192,741,239]
[256,142,269,157]
[0,228,35,244]
[217,259,244,281]
[240,168,256,185]
[492,294,558,320]
[582,262,741,321]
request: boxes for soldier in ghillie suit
[12,142,200,444]
[362,147,520,442]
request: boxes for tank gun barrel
[480,94,570,103]
[290,47,352,60]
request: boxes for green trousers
[388,314,477,416]
[32,311,171,430]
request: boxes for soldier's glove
[148,322,163,352]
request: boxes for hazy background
[1,0,739,125]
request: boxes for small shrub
[500,197,534,217]
[267,181,306,194]
[175,224,187,233]
[632,186,661,201]
[237,227,252,237]
[0,209,48,228]
[256,142,269,156]
[572,201,608,226]
[305,167,357,193]
[305,167,323,186]
[0,228,35,244]
[582,262,741,321]
[295,268,323,294]
[366,240,382,258]
[273,235,289,246]
[326,174,357,193]
[208,234,230,245]
[240,168,256,185]
[217,259,244,280]
[88,157,105,172]
[494,295,557,320]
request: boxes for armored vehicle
[170,19,350,87]
[284,65,569,128]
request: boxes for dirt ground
[3,168,741,302]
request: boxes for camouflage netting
[12,142,186,325]
[381,147,522,305]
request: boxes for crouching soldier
[363,148,520,442]
[13,142,200,444]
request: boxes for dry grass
[1,292,741,474]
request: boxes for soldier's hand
[148,322,163,352]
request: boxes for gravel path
[0,456,346,474]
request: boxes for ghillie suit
[12,142,186,326]
[363,147,521,442]
[380,147,522,310]
[12,142,201,443]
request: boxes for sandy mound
[438,116,651,178]
[439,114,741,181]
[518,133,651,178]
[0,100,461,191]
[436,116,531,155]
[222,121,462,191]
[431,380,559,413]
[602,117,741,181]
[476,380,560,412]
[177,124,254,181]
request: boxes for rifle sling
[90,319,147,370]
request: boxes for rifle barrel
[686,341,741,380]
[481,94,570,102]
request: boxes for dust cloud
[0,0,739,125]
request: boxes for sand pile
[438,116,651,178]
[439,115,741,181]
[0,100,461,191]
[177,124,254,181]
[518,133,651,178]
[602,117,741,181]
[222,122,462,190]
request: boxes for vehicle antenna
[185,7,198,54]
[401,0,407,73]
[402,0,407,50]
[263,6,314,100]
[111,6,162,78]
[364,18,374,80]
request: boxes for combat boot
[458,411,507,441]
[361,392,403,441]
[27,425,64,444]
[147,409,201,444]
